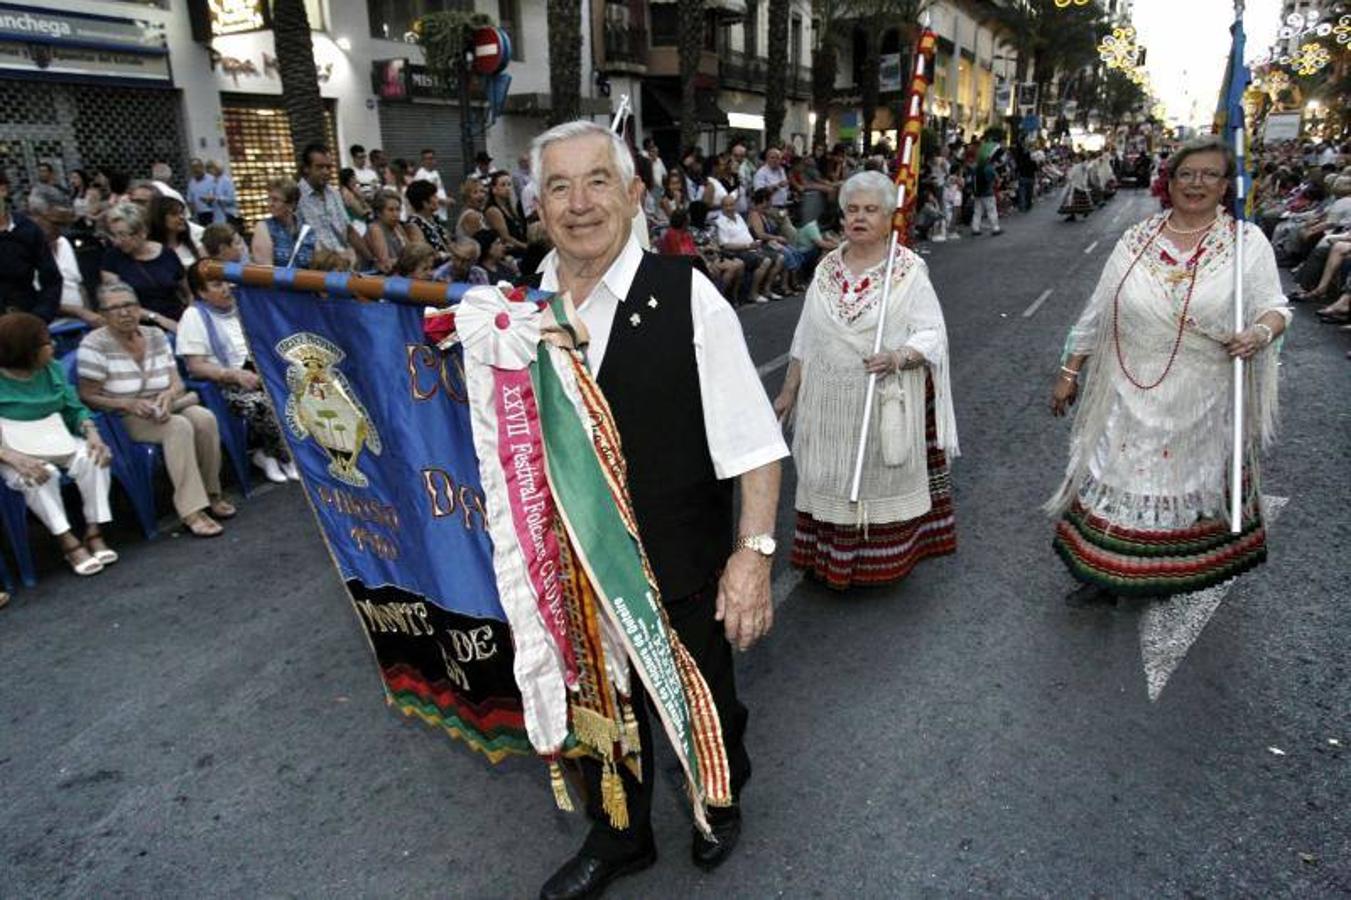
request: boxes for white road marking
[757,351,792,378]
[1083,240,1100,255]
[1022,289,1054,318]
[772,567,804,609]
[1139,494,1289,702]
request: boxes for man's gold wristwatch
[736,534,777,558]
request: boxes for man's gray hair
[27,183,73,216]
[104,201,146,236]
[151,162,173,182]
[530,120,635,190]
[839,170,897,211]
[96,280,138,308]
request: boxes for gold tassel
[571,706,620,756]
[601,761,629,830]
[550,762,575,813]
[620,700,640,753]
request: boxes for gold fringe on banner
[550,761,575,812]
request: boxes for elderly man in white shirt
[530,120,786,900]
[712,193,777,304]
[752,146,791,210]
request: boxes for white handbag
[0,413,79,459]
[877,376,913,468]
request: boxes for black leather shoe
[691,804,742,871]
[539,845,657,900]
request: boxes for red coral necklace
[1111,215,1217,391]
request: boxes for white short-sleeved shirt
[714,212,755,248]
[537,235,788,479]
[176,304,248,370]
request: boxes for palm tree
[989,0,1103,117]
[810,0,848,149]
[547,0,583,124]
[852,0,927,153]
[272,0,327,162]
[678,0,706,152]
[764,0,790,146]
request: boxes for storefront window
[368,0,471,42]
[221,98,337,229]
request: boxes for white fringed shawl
[1047,213,1290,528]
[789,243,959,527]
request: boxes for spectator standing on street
[349,145,382,201]
[645,138,669,196]
[0,311,117,576]
[78,282,231,538]
[100,202,186,328]
[1014,142,1038,213]
[186,158,216,227]
[0,173,62,322]
[297,143,369,265]
[971,131,1004,236]
[27,186,100,329]
[412,149,451,221]
[206,161,238,226]
[178,266,298,484]
[473,151,494,185]
[252,177,317,269]
[511,153,534,207]
[753,146,791,213]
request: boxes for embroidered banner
[234,289,530,760]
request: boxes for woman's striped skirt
[1053,485,1268,598]
[791,388,957,590]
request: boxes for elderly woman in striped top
[77,281,232,538]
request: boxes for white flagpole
[1229,4,1245,534]
[848,47,927,503]
[610,94,631,133]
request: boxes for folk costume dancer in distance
[774,172,959,590]
[1060,156,1094,222]
[1048,136,1290,607]
[530,121,787,900]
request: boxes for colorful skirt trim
[1059,188,1093,216]
[791,390,956,590]
[1052,489,1267,598]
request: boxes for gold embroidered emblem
[277,332,383,487]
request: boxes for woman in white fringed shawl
[1048,135,1291,607]
[773,171,959,591]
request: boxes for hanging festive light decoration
[1291,41,1331,76]
[1054,0,1091,7]
[1335,15,1351,46]
[1098,26,1138,70]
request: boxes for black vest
[537,253,733,599]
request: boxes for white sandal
[65,550,104,576]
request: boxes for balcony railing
[721,51,813,99]
[604,25,649,66]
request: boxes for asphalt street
[2,188,1348,898]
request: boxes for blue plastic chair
[49,320,90,357]
[0,481,39,588]
[187,379,252,496]
[63,352,162,540]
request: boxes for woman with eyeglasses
[0,312,116,579]
[99,202,186,330]
[251,177,316,269]
[1047,135,1291,607]
[78,282,232,538]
